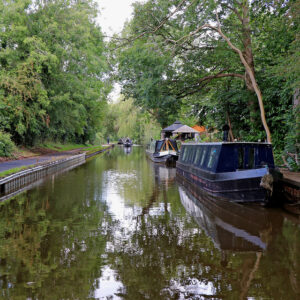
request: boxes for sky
[95,0,142,100]
[96,0,141,35]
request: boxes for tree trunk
[241,3,259,126]
[214,1,272,143]
[226,111,234,141]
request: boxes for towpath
[0,144,113,173]
[0,150,82,172]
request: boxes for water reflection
[0,147,299,299]
[178,181,277,252]
[123,146,132,155]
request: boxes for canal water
[0,146,299,299]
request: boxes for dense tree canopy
[115,0,299,158]
[0,0,298,167]
[0,0,111,146]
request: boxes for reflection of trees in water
[106,179,257,299]
[108,207,259,299]
[0,147,299,299]
[107,177,300,300]
[0,165,113,299]
[257,217,300,300]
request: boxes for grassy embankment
[0,142,110,178]
[0,165,35,179]
[39,142,108,155]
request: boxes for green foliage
[116,39,180,127]
[0,0,111,147]
[0,165,33,178]
[0,131,15,157]
[99,98,161,145]
[115,0,299,157]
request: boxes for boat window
[179,147,185,162]
[207,147,218,169]
[238,147,244,169]
[193,147,203,165]
[246,147,255,169]
[155,141,163,152]
[170,140,178,151]
[187,147,195,163]
[200,147,208,167]
[182,146,189,162]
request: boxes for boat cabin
[149,139,178,154]
[179,142,274,173]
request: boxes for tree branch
[213,2,272,143]
[172,71,244,99]
[222,3,243,23]
[113,0,191,51]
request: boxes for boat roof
[173,125,199,133]
[183,141,272,146]
[154,138,177,142]
[161,120,183,132]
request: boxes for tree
[0,0,110,145]
[99,98,161,144]
[116,0,297,145]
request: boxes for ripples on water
[0,146,299,299]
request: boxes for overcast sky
[96,0,141,35]
[95,0,142,100]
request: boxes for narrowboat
[146,138,179,167]
[176,142,282,204]
[124,138,133,147]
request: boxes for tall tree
[116,0,297,144]
[0,0,110,145]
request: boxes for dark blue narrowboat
[176,142,282,204]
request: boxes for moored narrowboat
[146,138,179,167]
[124,138,133,147]
[176,142,282,204]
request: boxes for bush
[0,131,15,157]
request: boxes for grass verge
[85,145,105,156]
[38,142,92,152]
[0,165,34,179]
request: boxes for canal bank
[0,144,115,199]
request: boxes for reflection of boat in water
[152,163,177,185]
[177,142,282,204]
[123,146,132,154]
[146,138,179,167]
[178,180,278,252]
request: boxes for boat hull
[176,161,270,203]
[146,150,178,167]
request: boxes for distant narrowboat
[146,138,179,167]
[124,138,133,147]
[176,142,282,204]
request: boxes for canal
[0,146,299,299]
